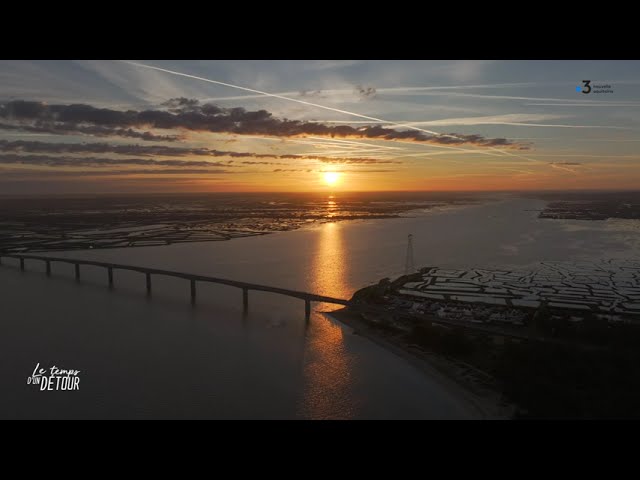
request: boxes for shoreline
[325,307,516,420]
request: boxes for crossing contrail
[120,60,502,157]
[122,61,553,165]
[122,60,444,135]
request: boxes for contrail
[305,136,405,150]
[117,62,633,170]
[197,83,542,103]
[383,91,640,105]
[526,103,640,107]
[549,163,579,174]
[120,60,504,157]
[306,119,631,130]
[123,61,550,166]
[487,146,545,164]
[526,154,640,158]
[392,149,502,159]
[499,122,632,129]
[122,60,444,135]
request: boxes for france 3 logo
[577,80,591,94]
[576,81,613,95]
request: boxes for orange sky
[2,60,640,194]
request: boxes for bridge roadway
[0,253,351,317]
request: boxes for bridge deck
[0,253,351,308]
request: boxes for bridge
[0,253,351,317]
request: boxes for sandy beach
[327,307,516,419]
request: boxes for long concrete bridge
[0,253,351,317]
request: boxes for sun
[323,171,341,186]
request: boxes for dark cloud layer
[0,122,181,142]
[0,153,230,168]
[0,168,230,177]
[0,99,527,149]
[0,139,248,157]
[69,168,230,176]
[0,139,397,165]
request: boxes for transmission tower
[404,234,415,275]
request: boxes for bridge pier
[45,260,51,276]
[305,299,311,318]
[108,267,113,288]
[20,258,25,271]
[74,263,80,281]
[191,280,196,305]
[243,288,249,312]
[146,273,152,295]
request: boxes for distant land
[535,191,640,220]
[0,191,481,253]
[4,190,640,253]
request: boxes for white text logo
[27,363,81,391]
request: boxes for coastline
[326,307,516,420]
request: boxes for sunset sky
[1,60,640,194]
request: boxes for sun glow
[323,171,341,186]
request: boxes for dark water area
[2,193,639,419]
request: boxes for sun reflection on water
[298,220,358,419]
[309,221,350,300]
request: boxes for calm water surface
[3,197,639,419]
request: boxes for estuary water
[2,196,639,419]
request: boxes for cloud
[0,168,231,177]
[339,169,396,173]
[0,139,214,156]
[305,60,364,71]
[354,85,377,100]
[240,161,288,165]
[317,157,398,164]
[384,114,627,131]
[0,153,231,168]
[395,113,565,127]
[526,103,640,107]
[549,162,583,173]
[0,121,181,141]
[299,89,324,98]
[81,168,230,175]
[161,97,200,111]
[200,82,545,104]
[272,168,395,173]
[0,139,396,164]
[0,99,528,150]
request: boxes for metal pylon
[404,234,414,275]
